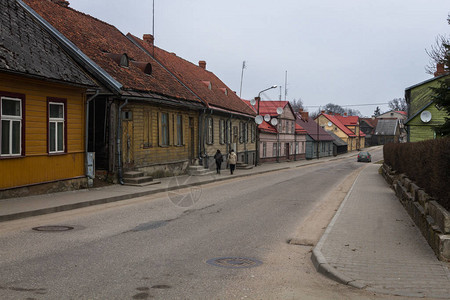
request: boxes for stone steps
[187,165,216,176]
[123,171,161,186]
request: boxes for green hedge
[384,138,450,211]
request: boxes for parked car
[357,151,371,162]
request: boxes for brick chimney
[50,0,70,7]
[434,63,446,77]
[300,111,309,120]
[199,61,206,69]
[344,112,347,116]
[321,110,325,114]
[143,34,154,45]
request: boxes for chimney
[298,108,303,112]
[143,34,154,46]
[300,111,309,120]
[434,63,446,77]
[50,0,70,7]
[344,112,347,116]
[199,61,206,69]
[321,110,325,114]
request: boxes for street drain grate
[32,225,74,232]
[206,257,262,269]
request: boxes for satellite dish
[270,118,278,126]
[276,107,283,115]
[420,110,432,123]
[250,98,256,106]
[264,114,271,122]
[327,121,332,127]
[255,115,263,125]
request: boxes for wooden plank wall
[0,73,86,189]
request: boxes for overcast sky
[68,0,449,117]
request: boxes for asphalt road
[0,149,390,299]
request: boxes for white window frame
[1,97,22,156]
[48,102,65,153]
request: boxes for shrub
[384,138,450,211]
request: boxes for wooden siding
[121,102,199,170]
[0,73,87,189]
[408,104,447,142]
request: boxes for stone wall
[381,163,450,261]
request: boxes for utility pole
[284,71,288,101]
[239,61,246,98]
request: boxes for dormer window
[131,61,152,75]
[106,53,129,68]
[202,81,212,90]
[220,88,228,95]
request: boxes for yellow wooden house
[0,0,97,198]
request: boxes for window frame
[47,98,67,154]
[1,93,25,157]
[160,112,169,146]
[206,117,214,145]
[176,114,183,146]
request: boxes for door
[285,143,290,159]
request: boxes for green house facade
[405,74,449,142]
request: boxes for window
[244,122,248,143]
[251,123,256,143]
[291,122,295,134]
[207,117,213,144]
[160,112,169,146]
[295,142,299,154]
[176,115,183,146]
[262,142,267,158]
[143,109,152,148]
[225,120,231,144]
[48,99,66,154]
[219,119,225,144]
[1,96,23,156]
[273,143,277,157]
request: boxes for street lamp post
[253,85,277,166]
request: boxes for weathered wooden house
[316,113,365,151]
[0,0,97,198]
[404,66,449,142]
[296,110,334,159]
[24,0,205,182]
[127,34,257,169]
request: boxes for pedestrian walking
[214,149,223,174]
[228,149,237,175]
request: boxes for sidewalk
[0,152,350,222]
[312,164,450,298]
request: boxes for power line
[304,102,389,108]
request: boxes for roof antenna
[239,61,246,98]
[152,0,155,57]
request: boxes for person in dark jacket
[213,149,223,174]
[228,149,237,175]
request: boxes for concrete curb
[311,165,368,289]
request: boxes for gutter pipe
[117,99,129,184]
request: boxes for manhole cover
[206,257,262,269]
[32,225,74,232]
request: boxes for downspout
[203,109,214,168]
[117,98,129,185]
[85,90,99,181]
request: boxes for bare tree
[322,103,361,116]
[388,98,407,111]
[425,14,450,74]
[289,98,304,112]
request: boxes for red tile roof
[295,123,307,134]
[24,0,200,103]
[127,34,255,116]
[319,113,357,137]
[257,101,290,116]
[258,121,277,133]
[335,115,359,126]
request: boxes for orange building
[0,0,96,198]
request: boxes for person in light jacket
[214,149,223,174]
[228,149,237,175]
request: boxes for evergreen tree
[373,106,381,117]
